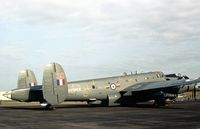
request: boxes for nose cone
[3,91,11,99]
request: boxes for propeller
[183,75,197,101]
[193,86,197,101]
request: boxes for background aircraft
[4,63,200,110]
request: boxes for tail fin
[42,63,68,105]
[17,70,38,89]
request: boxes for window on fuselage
[92,85,95,89]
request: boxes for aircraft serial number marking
[68,88,81,94]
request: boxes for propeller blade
[194,86,196,101]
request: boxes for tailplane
[17,70,38,89]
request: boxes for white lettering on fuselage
[68,88,81,94]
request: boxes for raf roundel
[110,83,116,90]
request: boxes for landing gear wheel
[154,99,166,108]
[101,100,109,107]
[45,104,55,110]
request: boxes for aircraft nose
[3,91,12,99]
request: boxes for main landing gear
[45,104,55,110]
[153,98,166,107]
[153,91,167,107]
[41,103,55,110]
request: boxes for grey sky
[0,0,200,90]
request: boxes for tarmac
[0,101,200,129]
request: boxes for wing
[121,79,184,95]
[120,78,200,101]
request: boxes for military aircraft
[3,62,200,110]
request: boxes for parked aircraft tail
[17,70,37,89]
[42,63,68,106]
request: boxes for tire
[45,104,55,110]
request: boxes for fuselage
[65,71,165,101]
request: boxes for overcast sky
[0,0,200,90]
